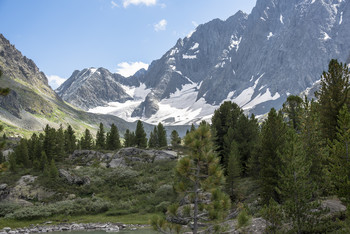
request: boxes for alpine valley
[0,35,189,137]
[57,0,350,126]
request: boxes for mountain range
[0,34,189,137]
[57,0,350,125]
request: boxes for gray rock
[0,184,7,190]
[58,169,90,185]
[3,227,11,232]
[322,198,347,214]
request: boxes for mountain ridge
[57,0,350,125]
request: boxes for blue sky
[0,0,256,89]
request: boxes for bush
[5,197,112,220]
[237,209,251,229]
[0,202,20,217]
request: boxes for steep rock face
[56,68,135,110]
[0,34,56,99]
[58,0,350,125]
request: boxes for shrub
[237,209,251,229]
[0,202,20,217]
[5,197,112,220]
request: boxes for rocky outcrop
[69,148,178,168]
[58,169,90,186]
[0,184,9,200]
[0,175,55,204]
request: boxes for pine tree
[14,139,30,168]
[124,129,135,147]
[148,126,158,148]
[96,123,106,150]
[8,152,17,172]
[315,59,350,141]
[106,124,121,150]
[135,120,147,148]
[190,123,196,132]
[282,95,303,131]
[81,128,93,150]
[329,105,350,204]
[226,141,241,200]
[43,125,56,161]
[300,98,325,191]
[173,124,230,233]
[40,151,48,172]
[48,159,58,179]
[278,132,318,233]
[234,114,259,175]
[212,101,243,160]
[157,122,167,147]
[56,125,65,159]
[170,130,181,147]
[64,125,76,154]
[259,108,287,204]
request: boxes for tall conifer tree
[259,108,287,204]
[135,120,147,148]
[96,123,106,150]
[106,124,121,150]
[316,59,350,141]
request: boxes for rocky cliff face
[0,34,56,99]
[57,0,350,125]
[56,68,137,110]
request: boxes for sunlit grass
[0,213,164,229]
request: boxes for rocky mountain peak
[57,0,350,125]
[0,34,56,99]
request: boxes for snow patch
[229,36,242,52]
[182,54,197,59]
[169,48,179,56]
[243,89,280,110]
[339,12,343,24]
[280,14,284,24]
[232,74,264,107]
[260,17,266,21]
[89,68,97,74]
[322,32,331,41]
[190,43,199,50]
[267,32,274,40]
[311,0,315,3]
[186,30,196,39]
[120,83,151,100]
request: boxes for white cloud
[111,1,119,8]
[47,75,66,90]
[154,19,167,31]
[122,0,157,8]
[116,62,149,77]
[192,21,199,27]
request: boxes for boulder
[58,169,90,185]
[5,175,54,202]
[322,198,347,215]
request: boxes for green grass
[0,213,163,229]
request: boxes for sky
[0,0,256,89]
